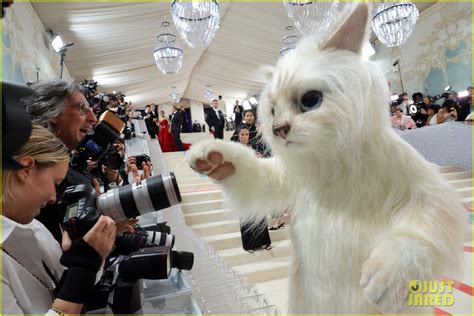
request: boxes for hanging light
[280,25,300,57]
[283,0,347,37]
[153,21,184,75]
[170,0,220,48]
[203,85,214,101]
[372,2,419,48]
[169,86,181,104]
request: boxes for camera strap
[2,248,58,298]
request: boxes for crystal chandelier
[283,0,347,36]
[153,21,184,75]
[170,0,220,48]
[372,2,419,48]
[203,85,214,101]
[280,25,300,57]
[169,86,181,104]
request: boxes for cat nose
[272,123,291,140]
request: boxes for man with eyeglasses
[22,79,98,242]
[23,79,97,151]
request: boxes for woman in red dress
[157,111,190,152]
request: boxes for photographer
[22,79,98,242]
[438,99,458,124]
[99,138,152,191]
[2,125,116,314]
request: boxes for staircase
[163,152,472,314]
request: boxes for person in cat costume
[186,3,468,314]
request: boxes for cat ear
[321,3,370,54]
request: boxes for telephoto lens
[118,246,194,281]
[97,172,181,222]
[114,229,175,255]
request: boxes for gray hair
[22,79,85,130]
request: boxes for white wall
[2,2,71,84]
[190,100,206,128]
[371,2,472,97]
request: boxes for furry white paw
[360,239,428,314]
[360,256,410,313]
[186,139,253,181]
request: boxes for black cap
[2,81,35,170]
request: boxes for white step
[177,177,214,186]
[448,178,473,189]
[442,171,472,181]
[178,183,220,194]
[437,165,460,173]
[457,187,472,199]
[219,239,292,267]
[233,256,291,284]
[255,278,289,313]
[204,229,290,251]
[181,199,225,214]
[184,209,232,225]
[181,190,223,204]
[190,219,241,237]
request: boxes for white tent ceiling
[32,1,435,108]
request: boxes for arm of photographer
[2,216,116,315]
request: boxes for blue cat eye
[298,90,323,113]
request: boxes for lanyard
[2,248,58,298]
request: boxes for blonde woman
[2,125,116,314]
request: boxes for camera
[115,224,175,255]
[119,246,194,281]
[59,172,181,240]
[89,223,194,314]
[71,110,125,172]
[433,85,452,102]
[134,154,151,170]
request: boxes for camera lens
[97,172,181,222]
[171,250,194,271]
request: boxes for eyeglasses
[64,102,93,115]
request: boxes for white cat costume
[186,3,468,314]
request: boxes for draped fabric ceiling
[32,1,434,108]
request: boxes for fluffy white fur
[186,4,468,314]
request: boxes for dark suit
[144,111,158,139]
[171,111,184,151]
[206,107,225,139]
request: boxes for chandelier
[170,0,220,48]
[280,25,300,57]
[203,85,214,101]
[283,0,347,37]
[153,21,184,75]
[169,86,181,104]
[372,2,419,48]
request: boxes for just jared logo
[408,280,455,307]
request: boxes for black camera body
[60,184,101,240]
[135,154,151,170]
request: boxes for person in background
[236,125,272,253]
[233,100,244,127]
[170,105,185,151]
[437,99,458,123]
[206,99,225,139]
[390,107,417,130]
[398,93,410,115]
[217,95,226,115]
[23,79,97,242]
[143,104,158,139]
[230,109,257,142]
[458,86,472,121]
[2,125,116,314]
[425,104,441,126]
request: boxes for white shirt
[1,216,64,314]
